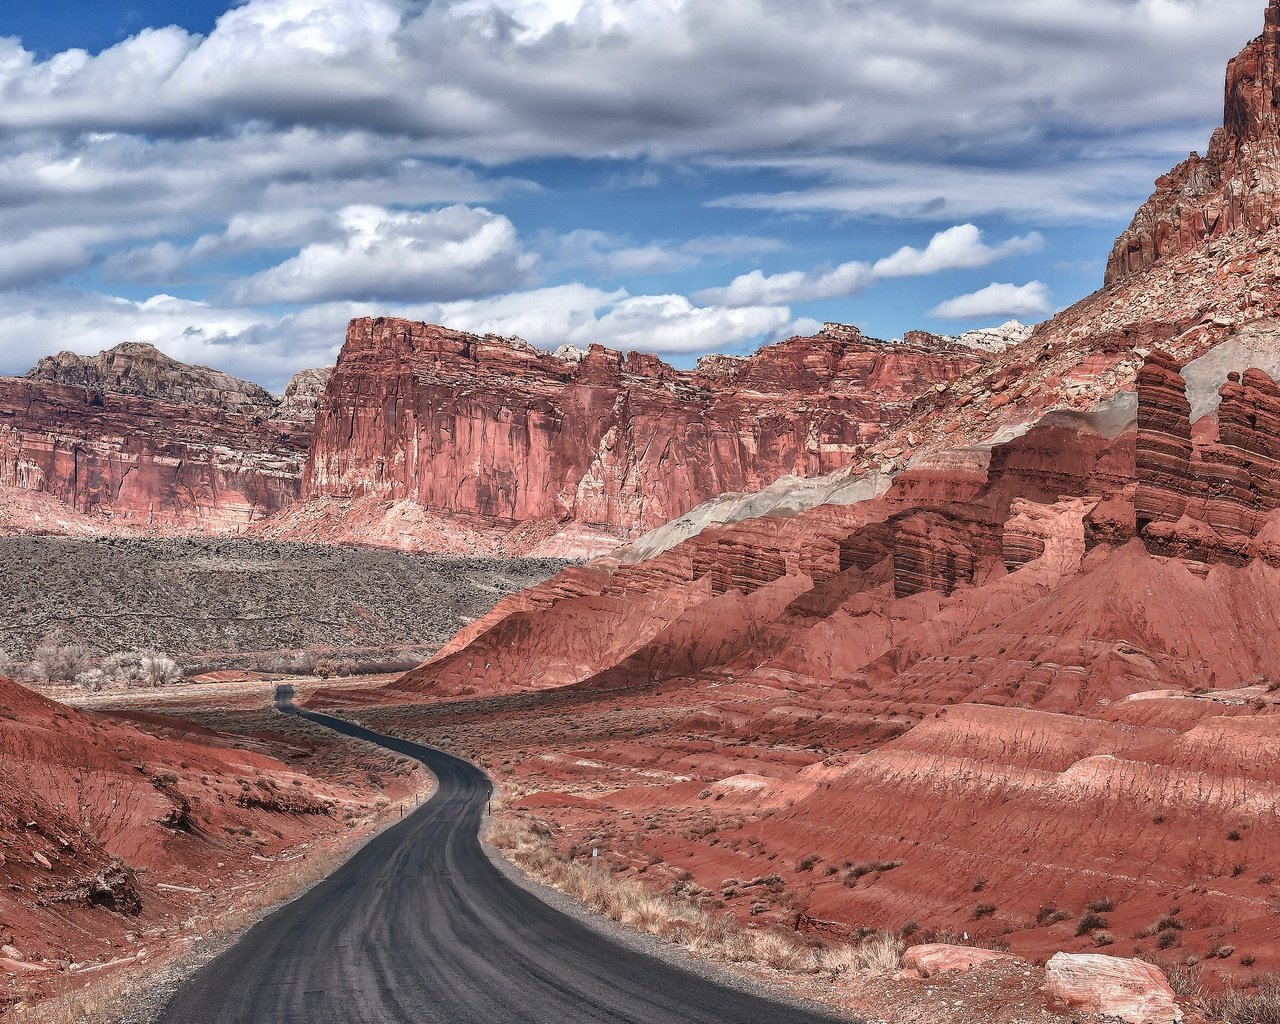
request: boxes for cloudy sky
[0,0,1264,388]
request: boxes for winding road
[157,687,846,1024]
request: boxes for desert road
[156,686,846,1024]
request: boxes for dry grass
[1200,973,1280,1024]
[489,813,904,981]
[15,967,135,1024]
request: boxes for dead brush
[488,812,910,980]
[1199,973,1280,1024]
[16,967,134,1024]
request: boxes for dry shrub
[1200,974,1280,1024]
[854,931,906,975]
[16,968,134,1024]
[490,813,836,977]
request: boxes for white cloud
[873,224,1043,277]
[232,204,538,304]
[696,260,875,307]
[930,281,1052,320]
[567,293,789,352]
[699,223,1041,307]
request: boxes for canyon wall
[0,344,319,535]
[1106,0,1280,283]
[298,318,986,552]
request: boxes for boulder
[1045,953,1181,1024]
[901,943,1017,979]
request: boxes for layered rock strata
[0,345,315,535]
[1107,0,1280,283]
[300,318,985,549]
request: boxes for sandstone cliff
[1107,0,1280,284]
[296,318,984,556]
[0,345,315,536]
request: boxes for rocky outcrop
[301,318,984,549]
[273,367,332,422]
[1106,1,1280,284]
[29,343,280,418]
[1045,954,1181,1024]
[1134,350,1193,532]
[0,347,314,536]
[900,944,1017,979]
[1136,350,1280,561]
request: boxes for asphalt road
[156,686,847,1024]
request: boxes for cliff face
[1137,349,1280,563]
[1106,0,1280,284]
[0,345,315,535]
[301,318,984,550]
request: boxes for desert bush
[974,902,997,919]
[1037,905,1071,926]
[854,931,905,974]
[34,642,93,683]
[1086,896,1115,913]
[1160,961,1201,997]
[74,669,106,693]
[101,650,181,687]
[1076,911,1108,936]
[1092,930,1115,947]
[1200,973,1280,1024]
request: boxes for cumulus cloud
[930,281,1052,320]
[699,223,1040,307]
[0,282,792,388]
[232,204,538,304]
[696,260,874,307]
[873,224,1043,278]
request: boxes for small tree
[141,653,181,687]
[102,651,181,687]
[75,669,106,693]
[34,642,93,683]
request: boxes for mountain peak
[1106,0,1280,284]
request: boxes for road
[156,686,847,1024]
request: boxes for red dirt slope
[0,677,407,1010]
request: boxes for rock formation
[29,343,281,418]
[0,345,315,535]
[1135,348,1280,562]
[297,317,985,554]
[1107,0,1280,284]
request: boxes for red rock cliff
[302,318,984,545]
[0,344,314,535]
[1107,0,1280,283]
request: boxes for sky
[0,0,1266,390]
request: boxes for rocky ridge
[293,318,985,557]
[1107,0,1280,284]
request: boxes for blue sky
[0,0,1266,388]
